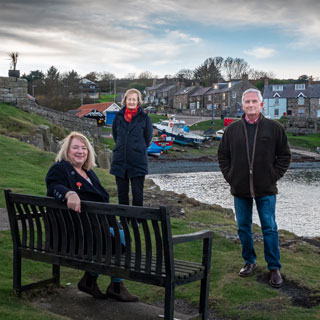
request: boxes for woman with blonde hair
[110,88,153,206]
[46,131,138,302]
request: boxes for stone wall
[0,76,98,138]
[0,76,29,107]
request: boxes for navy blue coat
[46,160,109,203]
[110,107,153,178]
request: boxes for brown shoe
[239,263,257,277]
[77,272,106,299]
[106,281,139,302]
[269,269,284,288]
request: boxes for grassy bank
[0,124,320,319]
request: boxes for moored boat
[153,118,206,146]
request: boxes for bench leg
[199,238,212,320]
[13,249,22,297]
[199,277,209,320]
[52,264,60,287]
[164,281,175,320]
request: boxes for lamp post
[32,84,37,97]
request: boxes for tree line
[22,56,304,111]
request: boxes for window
[295,84,305,90]
[298,108,304,115]
[232,92,236,99]
[319,98,320,105]
[208,95,212,101]
[298,97,304,105]
[317,110,320,118]
[287,110,292,116]
[272,85,283,91]
[274,97,279,106]
[274,108,279,116]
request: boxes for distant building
[263,77,320,119]
[76,102,121,125]
[79,78,101,102]
[205,74,257,117]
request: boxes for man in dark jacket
[218,88,291,288]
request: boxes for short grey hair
[242,88,263,103]
[55,131,97,170]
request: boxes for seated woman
[45,131,138,302]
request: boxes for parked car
[144,106,157,114]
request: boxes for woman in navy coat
[110,88,153,206]
[46,131,138,302]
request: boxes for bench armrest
[172,230,214,245]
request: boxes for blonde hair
[122,88,143,106]
[55,131,97,170]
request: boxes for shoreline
[148,158,320,175]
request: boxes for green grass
[99,94,118,103]
[0,103,67,140]
[189,119,226,131]
[287,132,320,152]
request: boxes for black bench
[4,189,214,320]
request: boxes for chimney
[176,81,180,88]
[152,78,156,86]
[242,74,248,82]
[181,81,185,88]
[195,81,200,87]
[264,77,269,87]
[308,76,313,86]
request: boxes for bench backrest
[4,189,174,277]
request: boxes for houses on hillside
[263,77,320,120]
[145,75,257,117]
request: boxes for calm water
[149,169,320,238]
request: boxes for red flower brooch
[76,182,82,190]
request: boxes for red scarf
[124,106,139,123]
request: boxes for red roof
[76,102,114,117]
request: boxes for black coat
[110,107,153,178]
[218,115,291,198]
[46,160,109,203]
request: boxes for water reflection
[149,169,320,238]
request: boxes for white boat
[153,118,206,146]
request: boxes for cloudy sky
[1,0,319,79]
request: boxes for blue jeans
[234,195,281,270]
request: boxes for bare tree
[175,69,194,81]
[223,57,250,80]
[138,71,154,79]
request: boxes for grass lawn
[287,132,320,152]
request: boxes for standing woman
[110,88,153,206]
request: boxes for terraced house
[263,77,320,120]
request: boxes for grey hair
[242,88,263,103]
[122,88,143,106]
[55,131,97,170]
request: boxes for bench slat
[16,203,27,248]
[30,205,43,251]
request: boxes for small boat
[147,135,174,157]
[215,129,224,140]
[153,117,206,146]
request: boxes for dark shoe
[269,269,284,288]
[239,263,257,277]
[106,281,139,302]
[77,272,106,299]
